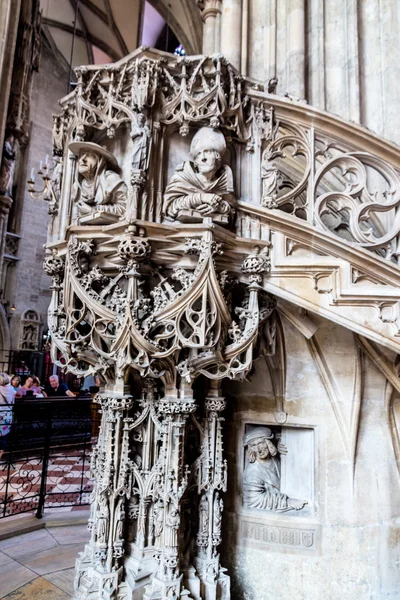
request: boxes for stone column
[143,384,197,600]
[73,391,134,600]
[199,0,222,55]
[324,0,360,123]
[287,0,306,99]
[263,0,277,89]
[194,383,229,599]
[220,0,242,70]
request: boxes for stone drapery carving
[261,146,279,209]
[52,49,400,262]
[131,113,151,171]
[44,47,400,600]
[243,426,307,512]
[70,142,127,223]
[164,127,235,223]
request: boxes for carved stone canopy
[44,46,400,600]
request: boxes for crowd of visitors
[0,371,99,451]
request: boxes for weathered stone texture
[10,39,68,348]
[224,315,400,599]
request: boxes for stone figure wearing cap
[70,141,127,222]
[243,426,307,512]
[164,127,235,223]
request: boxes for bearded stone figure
[164,127,235,223]
[70,141,127,223]
[243,426,307,512]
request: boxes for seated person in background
[32,376,47,398]
[45,374,75,397]
[10,375,20,392]
[16,375,35,398]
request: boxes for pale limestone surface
[42,48,400,600]
[223,314,400,599]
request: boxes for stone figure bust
[243,426,307,512]
[164,127,235,223]
[70,141,127,224]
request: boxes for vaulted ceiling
[41,0,201,68]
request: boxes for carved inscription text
[240,519,317,551]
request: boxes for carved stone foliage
[49,225,275,387]
[45,46,400,600]
[50,48,400,262]
[64,54,251,142]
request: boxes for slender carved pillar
[194,383,229,600]
[74,391,134,600]
[198,0,222,55]
[124,378,163,587]
[144,384,196,600]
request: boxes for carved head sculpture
[244,426,278,463]
[70,142,119,181]
[137,113,146,127]
[190,127,226,178]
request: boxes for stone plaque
[239,518,319,553]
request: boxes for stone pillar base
[73,542,131,600]
[143,574,192,600]
[193,558,230,600]
[124,542,157,590]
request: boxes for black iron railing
[0,397,100,518]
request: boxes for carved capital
[118,237,151,264]
[204,397,226,412]
[197,0,222,20]
[158,399,197,415]
[242,245,271,284]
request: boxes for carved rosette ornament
[46,48,287,600]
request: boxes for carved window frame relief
[239,420,316,518]
[19,308,41,351]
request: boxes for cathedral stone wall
[223,315,400,599]
[9,38,68,350]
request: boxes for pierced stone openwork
[43,46,400,600]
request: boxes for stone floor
[0,523,89,599]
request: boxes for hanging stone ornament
[46,49,283,600]
[241,245,271,284]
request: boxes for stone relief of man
[131,113,151,171]
[243,426,307,512]
[69,141,127,222]
[164,127,235,223]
